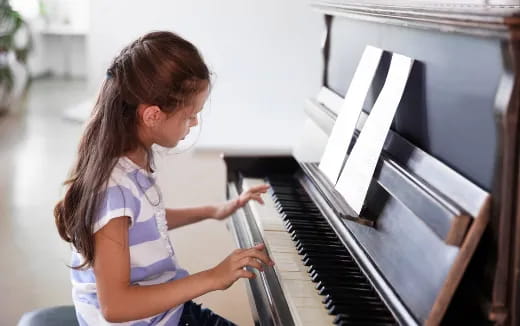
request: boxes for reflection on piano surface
[225,1,520,325]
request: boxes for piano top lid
[312,0,520,37]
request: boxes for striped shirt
[71,156,188,325]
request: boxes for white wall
[29,32,87,78]
[18,0,89,78]
[88,1,323,153]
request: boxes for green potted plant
[0,0,32,114]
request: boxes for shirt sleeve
[93,178,141,233]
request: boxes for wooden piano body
[224,1,520,325]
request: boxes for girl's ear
[140,105,163,127]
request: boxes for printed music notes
[319,46,383,184]
[319,47,414,216]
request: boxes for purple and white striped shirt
[71,157,188,325]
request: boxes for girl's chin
[153,141,177,149]
[155,136,186,148]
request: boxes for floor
[0,78,254,325]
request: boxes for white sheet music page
[318,46,383,184]
[336,53,414,215]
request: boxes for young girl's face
[154,87,209,148]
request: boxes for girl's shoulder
[108,157,134,186]
[94,158,143,232]
[106,157,145,194]
[109,156,157,198]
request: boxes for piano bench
[18,305,79,326]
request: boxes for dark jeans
[179,301,237,326]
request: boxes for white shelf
[39,25,87,36]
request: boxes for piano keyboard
[242,176,397,326]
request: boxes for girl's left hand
[212,184,270,220]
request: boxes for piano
[224,1,520,325]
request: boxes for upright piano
[225,1,520,325]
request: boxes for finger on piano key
[242,178,285,232]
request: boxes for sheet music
[336,53,414,215]
[319,46,383,184]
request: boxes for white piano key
[269,251,304,272]
[293,296,326,308]
[284,279,323,299]
[280,270,311,281]
[299,308,336,325]
[263,231,298,254]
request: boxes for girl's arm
[166,184,270,230]
[165,206,217,230]
[94,216,272,323]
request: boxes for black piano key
[328,305,394,318]
[308,264,362,274]
[274,196,314,204]
[272,193,312,200]
[295,241,344,252]
[282,214,320,220]
[311,266,364,275]
[295,243,346,250]
[303,251,353,259]
[334,313,397,324]
[313,272,369,282]
[276,203,318,211]
[279,206,321,213]
[318,285,380,298]
[309,266,366,277]
[327,302,393,315]
[296,241,345,252]
[294,237,344,246]
[303,255,353,264]
[323,293,383,305]
[284,218,329,224]
[290,227,338,235]
[287,221,333,228]
[290,228,336,235]
[290,228,337,236]
[302,255,354,266]
[285,218,324,224]
[313,275,372,289]
[316,280,376,294]
[290,233,338,242]
[337,322,396,326]
[298,246,346,256]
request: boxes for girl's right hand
[208,243,274,291]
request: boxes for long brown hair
[54,31,210,269]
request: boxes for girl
[54,31,273,326]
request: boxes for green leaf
[0,65,14,91]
